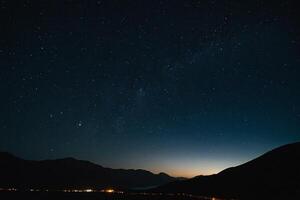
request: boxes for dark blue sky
[1,0,300,177]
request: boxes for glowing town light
[107,189,114,193]
[101,188,114,193]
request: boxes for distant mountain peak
[158,172,171,177]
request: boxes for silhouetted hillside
[0,152,176,190]
[154,142,300,199]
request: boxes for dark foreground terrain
[0,191,219,200]
[1,143,299,200]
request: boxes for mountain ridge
[0,152,176,190]
[153,142,300,199]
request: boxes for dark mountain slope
[154,142,300,199]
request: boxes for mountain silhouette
[0,152,176,190]
[153,142,300,199]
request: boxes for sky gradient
[1,0,300,177]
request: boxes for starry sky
[1,0,300,177]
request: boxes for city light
[100,188,115,193]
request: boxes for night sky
[1,0,300,177]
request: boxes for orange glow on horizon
[150,167,223,178]
[147,159,245,178]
